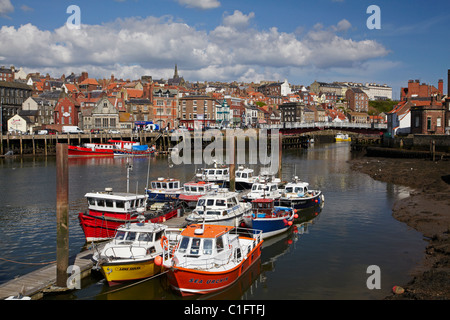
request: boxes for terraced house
[0,81,33,133]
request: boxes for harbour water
[0,142,426,300]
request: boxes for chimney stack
[438,79,443,96]
[448,69,450,96]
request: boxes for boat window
[242,173,247,178]
[162,183,167,189]
[190,238,201,255]
[184,186,190,192]
[191,187,197,192]
[156,182,161,188]
[126,232,136,241]
[178,237,190,253]
[224,169,229,174]
[154,230,163,241]
[197,210,204,215]
[151,182,157,188]
[88,198,95,206]
[206,211,220,215]
[235,248,242,260]
[105,200,114,208]
[203,239,213,255]
[116,201,125,209]
[169,182,173,189]
[97,199,105,207]
[174,182,179,188]
[252,185,257,191]
[207,199,214,206]
[208,170,215,175]
[216,199,225,206]
[236,172,241,178]
[138,232,153,242]
[271,185,277,191]
[285,187,293,193]
[197,199,205,206]
[295,187,304,193]
[115,231,126,240]
[198,187,204,192]
[216,236,224,252]
[216,170,222,175]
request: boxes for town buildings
[1,61,448,137]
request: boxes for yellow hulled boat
[93,221,183,286]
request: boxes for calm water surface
[0,143,426,300]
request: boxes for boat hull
[101,259,162,286]
[68,145,114,157]
[244,214,295,239]
[276,192,324,210]
[166,240,262,296]
[78,209,179,242]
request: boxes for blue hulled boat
[146,177,182,203]
[242,198,297,239]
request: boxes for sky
[0,0,449,99]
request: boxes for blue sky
[1,0,449,99]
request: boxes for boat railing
[103,244,155,260]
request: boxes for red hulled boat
[78,188,181,242]
[161,224,263,296]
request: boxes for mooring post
[229,135,236,192]
[278,132,283,180]
[56,143,69,288]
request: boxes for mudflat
[350,156,450,300]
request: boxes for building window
[415,116,420,127]
[427,117,432,131]
[437,117,441,127]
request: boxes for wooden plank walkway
[0,216,188,300]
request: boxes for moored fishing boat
[195,162,230,187]
[146,177,183,203]
[235,166,257,190]
[276,176,324,210]
[185,190,250,226]
[160,223,263,296]
[242,198,297,239]
[241,178,281,202]
[78,188,182,242]
[109,140,155,156]
[68,143,115,157]
[335,132,351,142]
[178,181,218,209]
[92,221,183,286]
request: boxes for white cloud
[0,0,14,16]
[176,0,221,10]
[222,10,255,29]
[0,14,390,82]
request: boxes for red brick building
[54,94,80,126]
[345,87,369,112]
[410,98,445,134]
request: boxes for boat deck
[0,216,188,300]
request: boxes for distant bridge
[260,122,387,135]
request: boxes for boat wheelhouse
[179,181,218,209]
[195,163,230,186]
[276,176,324,210]
[235,166,256,190]
[92,222,183,286]
[146,178,182,203]
[185,191,250,226]
[241,179,281,202]
[78,188,181,242]
[161,223,263,296]
[242,198,296,239]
